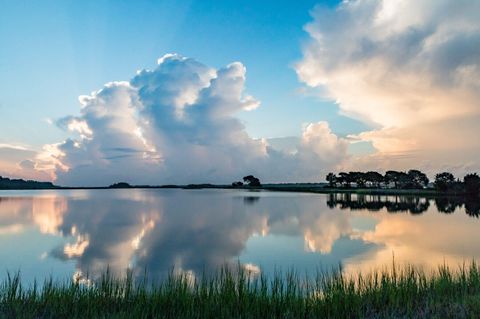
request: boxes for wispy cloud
[0,143,29,151]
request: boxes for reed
[2,262,480,318]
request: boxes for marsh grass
[2,262,480,318]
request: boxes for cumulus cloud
[0,145,52,181]
[297,0,480,176]
[37,54,348,186]
[300,122,349,163]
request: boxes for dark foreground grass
[2,263,480,318]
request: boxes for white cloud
[37,54,348,186]
[0,143,29,151]
[297,0,480,176]
[300,122,349,163]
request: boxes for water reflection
[327,193,480,216]
[0,195,68,235]
[465,197,480,217]
[434,196,480,216]
[327,193,430,214]
[243,196,260,205]
[0,190,480,284]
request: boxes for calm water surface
[0,189,479,284]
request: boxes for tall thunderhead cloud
[43,54,348,186]
[296,0,480,175]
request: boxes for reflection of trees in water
[434,196,480,217]
[465,197,480,217]
[243,196,260,205]
[434,197,463,214]
[327,193,480,217]
[327,193,430,214]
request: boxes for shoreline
[0,184,471,197]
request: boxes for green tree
[464,173,480,195]
[434,172,455,192]
[365,171,384,188]
[407,170,429,189]
[350,171,367,187]
[243,175,261,187]
[384,171,401,188]
[396,172,411,189]
[326,173,336,187]
[338,172,352,188]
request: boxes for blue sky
[1,0,479,185]
[0,0,367,147]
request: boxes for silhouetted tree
[350,171,367,187]
[109,182,132,189]
[0,176,57,190]
[326,173,336,187]
[384,170,401,188]
[232,181,244,187]
[335,174,344,187]
[396,172,411,189]
[464,173,480,195]
[243,175,261,187]
[365,171,383,188]
[339,172,352,188]
[407,170,429,189]
[434,172,455,192]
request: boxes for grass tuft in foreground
[2,262,480,318]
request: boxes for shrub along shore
[2,262,480,318]
[2,170,480,197]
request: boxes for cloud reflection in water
[1,190,480,283]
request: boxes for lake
[1,188,479,285]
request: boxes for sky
[1,0,479,186]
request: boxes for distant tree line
[0,176,57,190]
[326,170,429,189]
[433,172,480,195]
[326,170,480,195]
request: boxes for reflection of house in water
[326,193,430,214]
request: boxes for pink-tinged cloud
[297,0,480,177]
[0,145,52,181]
